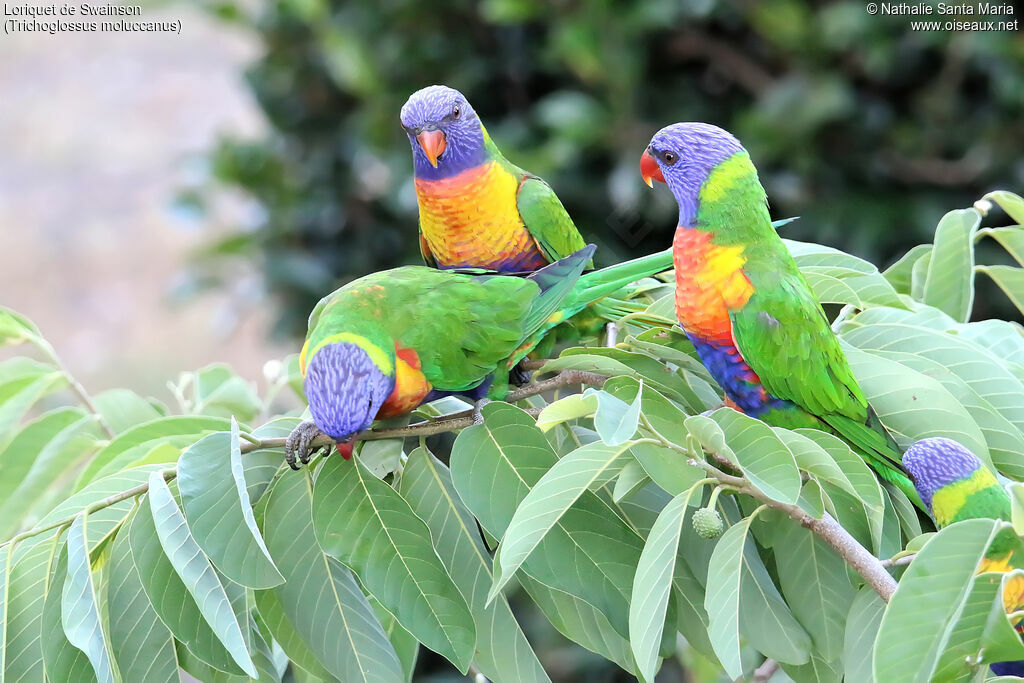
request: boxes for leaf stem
[35,337,116,439]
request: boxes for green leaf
[398,448,549,683]
[794,429,885,551]
[79,415,232,487]
[147,472,257,677]
[357,438,404,479]
[177,424,284,589]
[630,482,707,683]
[704,515,756,679]
[774,522,856,661]
[589,386,642,446]
[0,407,94,538]
[92,389,164,434]
[843,346,988,458]
[106,509,178,683]
[262,468,404,683]
[738,539,812,667]
[874,518,1002,681]
[613,459,650,502]
[517,573,637,674]
[883,244,932,294]
[984,190,1024,226]
[0,364,68,453]
[40,535,96,683]
[707,408,802,505]
[312,456,475,672]
[371,599,419,683]
[253,593,336,681]
[2,533,62,681]
[535,393,598,432]
[490,439,635,602]
[979,265,1024,318]
[191,364,261,423]
[61,515,117,683]
[843,586,885,683]
[450,402,649,639]
[0,307,42,347]
[786,239,904,308]
[922,208,980,322]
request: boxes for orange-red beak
[417,130,447,168]
[640,148,665,187]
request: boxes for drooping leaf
[262,468,404,683]
[398,448,549,683]
[40,535,95,683]
[873,518,1001,681]
[843,586,885,683]
[490,439,635,601]
[312,456,475,672]
[2,532,62,681]
[704,515,755,679]
[979,265,1024,318]
[146,472,257,677]
[177,424,284,589]
[107,508,178,683]
[61,514,118,683]
[629,482,708,683]
[589,386,643,446]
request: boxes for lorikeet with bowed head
[639,122,920,506]
[902,437,1024,676]
[284,244,674,468]
[400,84,588,272]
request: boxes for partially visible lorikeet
[401,84,588,272]
[903,437,1024,676]
[284,245,673,468]
[639,122,920,507]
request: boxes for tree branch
[0,370,608,549]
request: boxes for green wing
[515,174,591,266]
[729,267,867,422]
[729,266,916,499]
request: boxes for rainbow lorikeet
[284,245,673,468]
[902,437,1024,676]
[639,122,919,506]
[400,84,588,272]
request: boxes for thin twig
[37,339,116,439]
[751,658,779,682]
[646,426,899,602]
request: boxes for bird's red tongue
[336,441,354,460]
[640,148,665,187]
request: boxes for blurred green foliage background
[180,0,1024,338]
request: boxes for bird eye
[452,105,461,120]
[663,151,677,165]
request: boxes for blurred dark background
[179,0,1024,338]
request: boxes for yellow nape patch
[698,153,757,204]
[308,333,394,376]
[547,311,564,324]
[932,469,999,527]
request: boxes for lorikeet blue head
[640,122,744,225]
[901,437,1009,526]
[401,85,487,180]
[304,342,395,443]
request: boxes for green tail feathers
[570,248,674,308]
[823,411,924,510]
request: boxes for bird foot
[284,420,332,470]
[473,398,492,425]
[509,360,532,387]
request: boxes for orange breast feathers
[672,227,755,345]
[377,347,433,419]
[415,161,543,269]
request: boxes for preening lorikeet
[284,245,673,468]
[639,122,920,506]
[902,438,1024,676]
[400,84,588,272]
